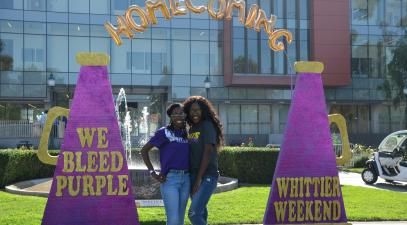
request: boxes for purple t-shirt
[148,127,189,176]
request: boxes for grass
[1,185,407,225]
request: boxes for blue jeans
[188,175,218,225]
[160,170,191,225]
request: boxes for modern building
[0,0,406,147]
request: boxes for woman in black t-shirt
[183,96,224,225]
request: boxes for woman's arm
[141,143,165,183]
[192,143,214,195]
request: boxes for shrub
[353,156,369,168]
[218,147,279,184]
[0,150,57,188]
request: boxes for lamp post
[204,76,211,99]
[47,73,55,107]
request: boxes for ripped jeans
[188,175,218,225]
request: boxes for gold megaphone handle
[37,106,70,165]
[328,114,352,166]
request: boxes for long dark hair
[166,103,187,139]
[183,96,224,146]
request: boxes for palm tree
[378,37,407,128]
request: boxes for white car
[361,130,407,184]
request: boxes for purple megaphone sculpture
[263,62,351,225]
[38,52,140,225]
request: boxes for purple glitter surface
[263,72,348,224]
[41,66,140,225]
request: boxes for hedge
[219,147,279,184]
[0,150,57,188]
[0,147,279,188]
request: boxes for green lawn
[1,185,407,225]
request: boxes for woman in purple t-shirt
[141,103,190,225]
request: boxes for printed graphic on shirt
[164,128,188,143]
[188,132,200,143]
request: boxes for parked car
[361,130,407,184]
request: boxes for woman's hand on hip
[152,173,166,183]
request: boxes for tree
[378,37,407,128]
[0,39,13,70]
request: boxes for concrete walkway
[339,171,407,192]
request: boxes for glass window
[69,36,89,72]
[368,0,384,25]
[261,40,272,74]
[286,0,296,19]
[47,35,68,72]
[172,86,190,99]
[69,0,89,13]
[69,24,89,36]
[386,0,401,26]
[24,21,45,34]
[0,0,23,9]
[90,25,109,37]
[259,105,271,134]
[132,39,151,74]
[368,45,385,78]
[172,75,190,86]
[152,28,170,39]
[0,84,23,97]
[112,0,130,15]
[403,0,407,26]
[210,41,222,75]
[299,0,308,20]
[0,20,23,33]
[47,23,68,35]
[172,40,190,74]
[229,88,246,99]
[352,45,369,77]
[191,41,209,75]
[112,73,132,85]
[90,37,110,56]
[278,105,289,133]
[24,0,45,11]
[259,0,271,15]
[233,39,245,73]
[111,39,130,73]
[24,84,46,97]
[274,50,284,74]
[24,35,46,71]
[352,0,368,25]
[24,71,45,84]
[0,71,23,84]
[47,0,67,12]
[274,0,284,18]
[227,105,240,134]
[241,105,258,134]
[90,0,109,14]
[191,29,209,41]
[172,28,190,40]
[0,33,23,71]
[152,40,171,75]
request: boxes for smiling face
[170,106,185,129]
[189,102,202,124]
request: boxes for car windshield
[380,134,407,152]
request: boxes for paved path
[339,171,407,192]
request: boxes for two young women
[141,96,224,225]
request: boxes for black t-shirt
[188,120,219,177]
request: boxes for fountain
[114,89,238,204]
[115,89,162,202]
